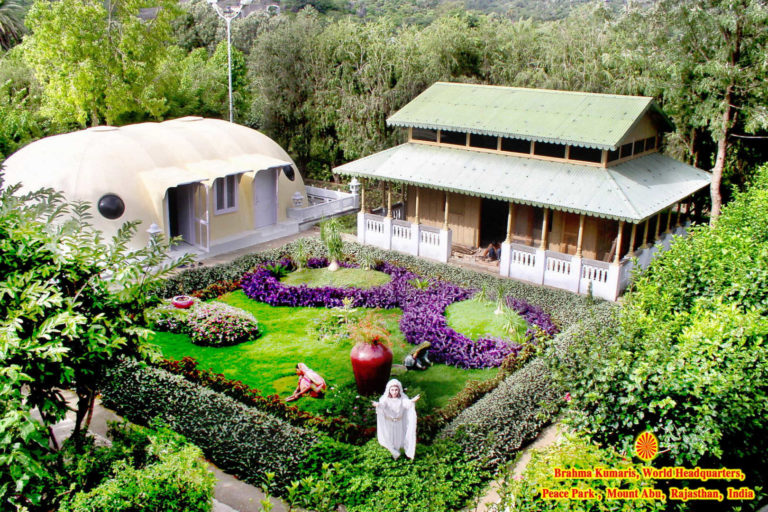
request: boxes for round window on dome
[98,194,125,220]
[281,164,295,181]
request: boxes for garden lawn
[445,299,528,342]
[150,290,497,416]
[280,267,392,289]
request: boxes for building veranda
[335,82,711,301]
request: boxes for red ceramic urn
[350,341,393,396]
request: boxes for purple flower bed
[240,260,558,369]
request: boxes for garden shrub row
[101,358,320,490]
[156,356,373,444]
[157,238,599,330]
[440,357,563,470]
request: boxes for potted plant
[172,295,195,309]
[348,312,393,396]
[320,218,343,271]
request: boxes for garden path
[51,391,290,512]
[473,421,562,512]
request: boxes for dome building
[2,117,338,253]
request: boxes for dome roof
[1,117,303,246]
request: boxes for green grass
[281,267,391,289]
[445,299,528,341]
[150,290,497,416]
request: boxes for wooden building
[335,83,711,300]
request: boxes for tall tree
[643,0,768,220]
[0,175,190,507]
[22,0,180,127]
[0,0,23,50]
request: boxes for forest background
[1,0,767,212]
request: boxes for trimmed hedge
[101,359,319,490]
[156,357,372,444]
[439,358,563,470]
[157,238,599,330]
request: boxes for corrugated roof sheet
[387,82,671,150]
[334,143,711,223]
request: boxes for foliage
[302,439,488,512]
[496,433,666,512]
[156,356,371,443]
[191,278,241,301]
[148,298,260,347]
[291,237,310,269]
[241,259,553,368]
[62,423,215,512]
[0,0,24,50]
[0,177,189,508]
[22,0,181,127]
[348,311,391,346]
[552,167,768,495]
[101,358,320,491]
[320,217,344,265]
[441,358,562,470]
[307,297,362,345]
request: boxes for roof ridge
[432,81,654,101]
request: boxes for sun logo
[634,431,659,462]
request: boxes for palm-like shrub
[320,218,343,271]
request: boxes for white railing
[511,245,536,267]
[286,186,359,224]
[357,212,450,262]
[581,261,609,283]
[545,252,571,275]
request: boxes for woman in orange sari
[286,363,327,401]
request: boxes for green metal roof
[387,82,673,151]
[334,144,710,223]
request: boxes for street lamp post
[206,0,252,123]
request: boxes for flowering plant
[348,312,391,346]
[148,299,260,347]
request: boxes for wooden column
[575,214,585,258]
[414,186,421,224]
[654,212,662,239]
[628,223,637,254]
[443,192,450,230]
[386,183,392,219]
[675,202,682,227]
[540,208,549,250]
[505,202,516,243]
[642,218,649,246]
[666,207,673,232]
[614,220,625,264]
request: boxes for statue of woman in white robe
[372,379,420,459]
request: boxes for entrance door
[479,198,509,247]
[253,168,278,229]
[167,184,196,246]
[193,182,210,251]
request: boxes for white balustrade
[357,213,450,262]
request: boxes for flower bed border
[240,258,557,369]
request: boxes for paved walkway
[51,392,288,512]
[472,422,563,512]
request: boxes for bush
[186,301,260,346]
[59,422,215,512]
[147,300,260,347]
[64,443,214,512]
[101,359,320,491]
[440,358,563,470]
[302,439,488,512]
[496,434,666,512]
